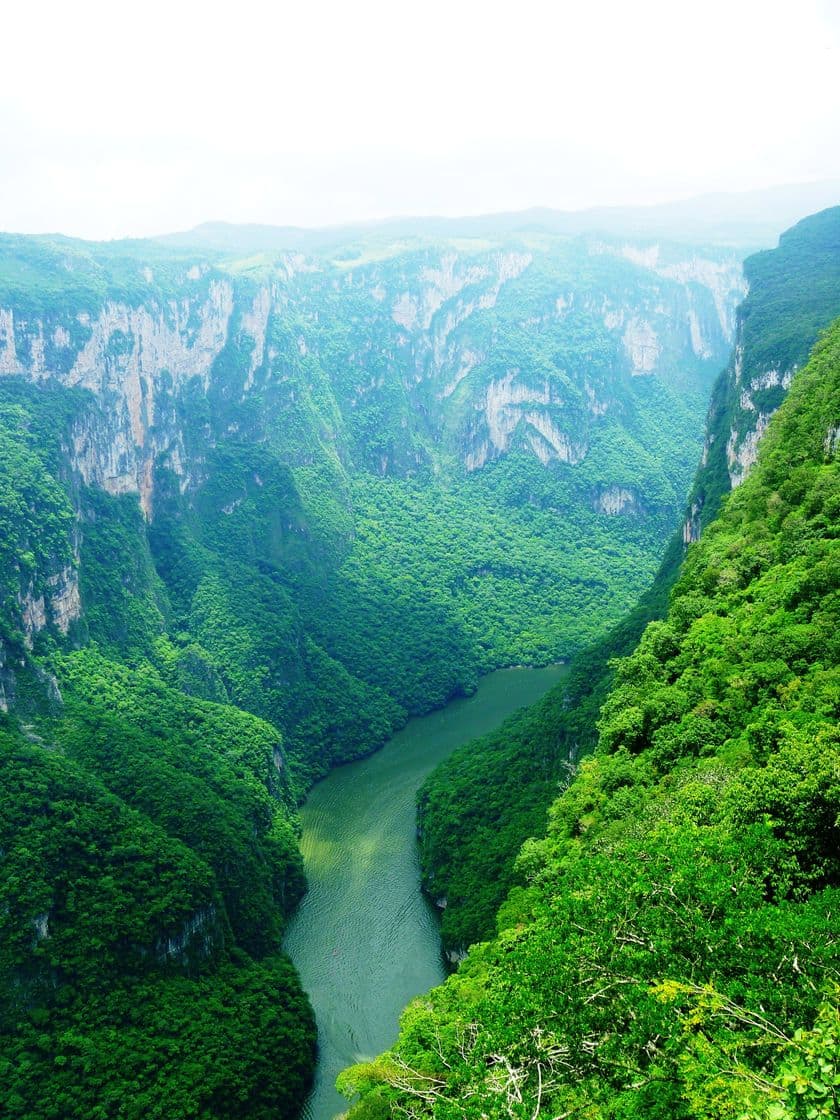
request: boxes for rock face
[682,499,703,545]
[682,205,840,541]
[17,565,82,648]
[465,372,588,470]
[154,905,222,965]
[593,486,642,516]
[622,318,661,375]
[726,356,795,486]
[0,642,15,713]
[22,283,237,517]
[46,565,82,635]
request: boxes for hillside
[341,305,840,1120]
[416,206,840,961]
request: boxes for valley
[0,199,838,1119]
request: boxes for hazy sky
[3,0,840,239]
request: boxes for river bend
[283,664,569,1120]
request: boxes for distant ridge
[155,179,840,254]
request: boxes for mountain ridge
[153,179,840,255]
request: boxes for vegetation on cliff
[341,313,840,1120]
[417,207,840,960]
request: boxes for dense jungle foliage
[341,313,840,1120]
[0,730,315,1120]
[0,712,316,1118]
[417,206,840,960]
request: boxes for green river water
[283,663,570,1120]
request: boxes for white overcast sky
[2,0,840,240]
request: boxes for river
[283,663,570,1120]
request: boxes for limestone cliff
[0,237,744,514]
[0,229,746,682]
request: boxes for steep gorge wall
[0,236,745,663]
[0,239,745,492]
[684,205,840,542]
[1,278,238,515]
[307,241,744,480]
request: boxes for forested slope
[342,311,840,1120]
[0,384,316,1116]
[417,206,840,959]
[0,703,316,1118]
